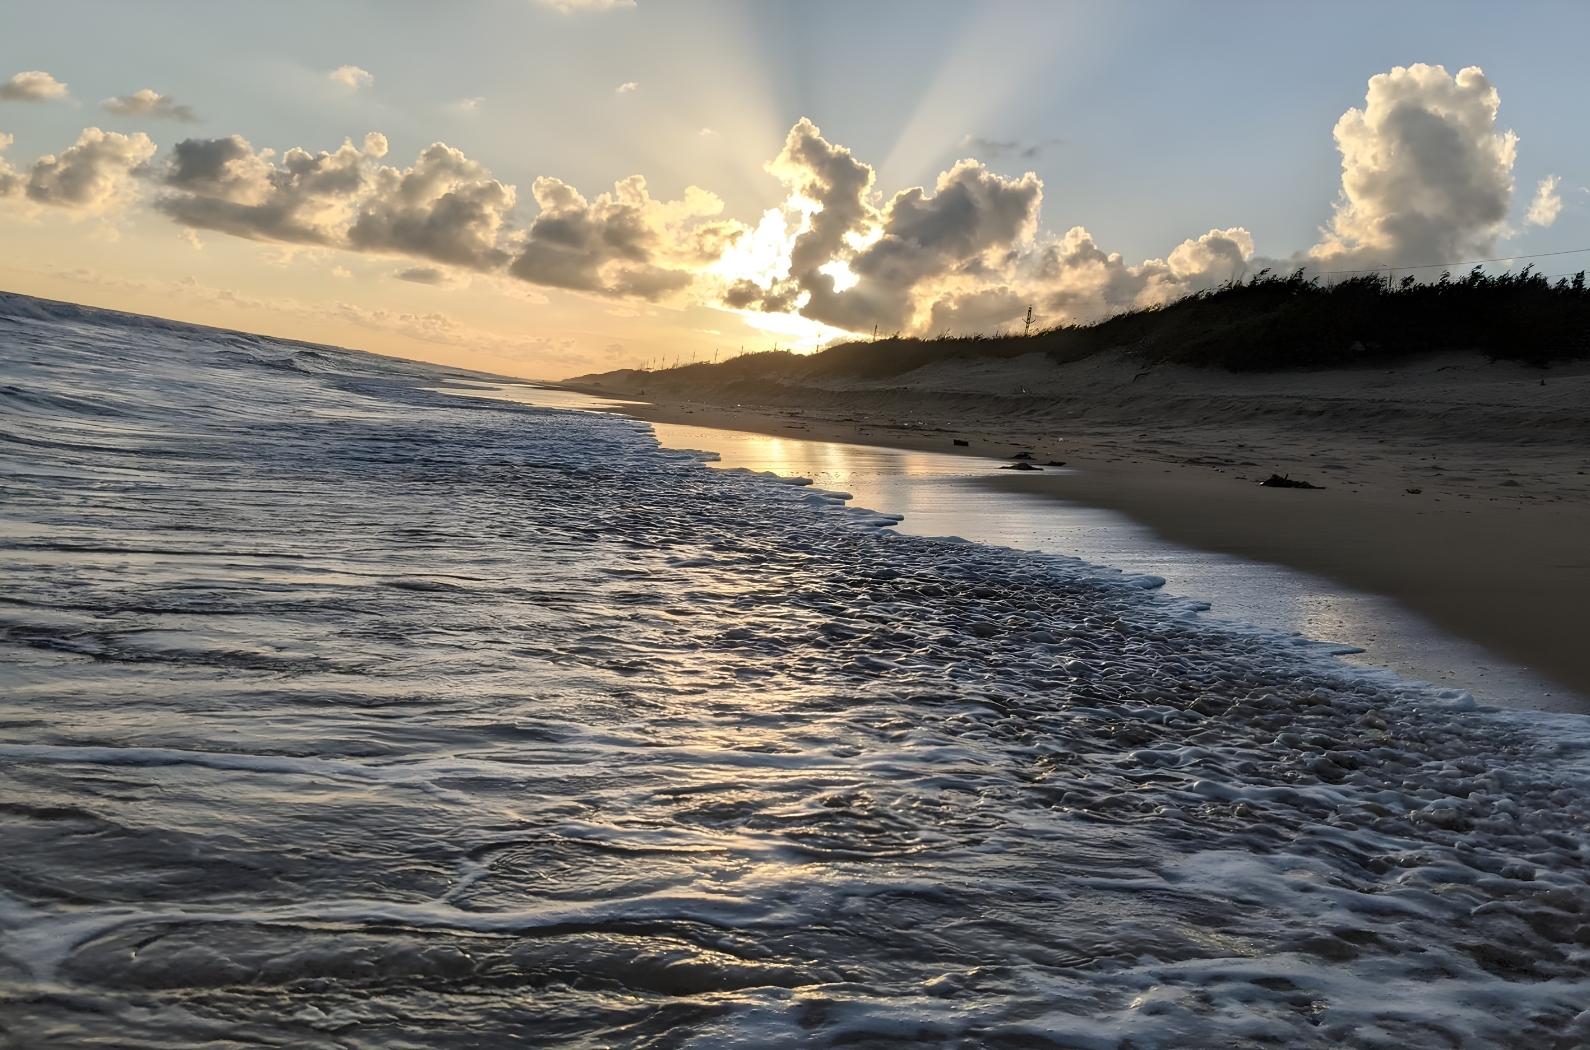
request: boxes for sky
[1,0,1587,380]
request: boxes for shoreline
[561,353,1590,707]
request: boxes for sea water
[2,292,1588,1049]
[628,416,1582,712]
[451,383,1581,711]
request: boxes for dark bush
[628,266,1590,384]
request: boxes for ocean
[2,291,1588,1049]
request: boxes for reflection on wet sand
[646,422,1584,712]
[483,383,1583,712]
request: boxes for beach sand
[566,349,1590,701]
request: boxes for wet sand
[987,465,1590,704]
[564,349,1590,700]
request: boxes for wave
[1,290,1587,1048]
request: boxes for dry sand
[565,350,1590,699]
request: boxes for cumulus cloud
[1525,174,1561,227]
[744,118,877,314]
[348,142,516,269]
[101,89,198,122]
[1309,64,1516,268]
[159,133,372,245]
[156,131,516,271]
[710,118,1253,335]
[809,158,1043,332]
[615,82,638,93]
[509,175,741,299]
[329,65,373,89]
[11,61,1542,341]
[1,70,69,102]
[1030,225,1252,314]
[0,134,21,197]
[0,127,157,211]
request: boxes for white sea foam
[1,290,1588,1048]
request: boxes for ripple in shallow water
[1,293,1588,1049]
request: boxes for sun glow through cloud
[731,303,852,351]
[816,260,859,292]
[0,0,1582,382]
[708,208,796,287]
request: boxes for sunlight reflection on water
[485,383,1580,711]
[12,306,1590,1049]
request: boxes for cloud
[158,133,371,245]
[14,61,1539,341]
[1,70,69,102]
[347,142,515,269]
[508,174,742,299]
[1029,225,1253,314]
[699,127,717,137]
[958,135,1061,161]
[329,65,373,89]
[1309,64,1516,268]
[392,266,451,285]
[101,89,198,122]
[708,118,1251,335]
[615,82,638,93]
[0,127,157,211]
[807,158,1044,332]
[751,117,877,312]
[0,135,21,197]
[1525,174,1561,227]
[156,131,515,271]
[134,97,1461,337]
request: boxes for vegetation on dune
[1048,265,1590,371]
[620,267,1590,386]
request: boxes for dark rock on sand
[1260,473,1322,489]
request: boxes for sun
[727,304,853,352]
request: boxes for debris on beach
[1011,451,1034,460]
[953,439,969,446]
[1259,473,1322,489]
[1406,487,1422,494]
[1001,461,1043,471]
[1046,460,1067,466]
